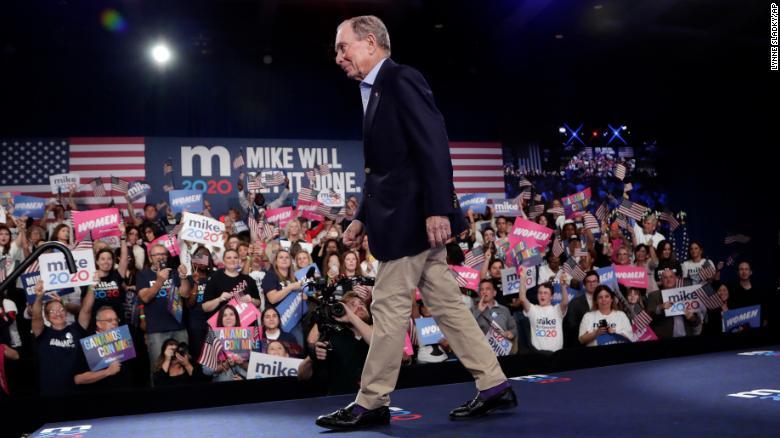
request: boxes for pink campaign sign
[508,218,553,250]
[449,265,481,291]
[149,234,180,257]
[265,207,294,229]
[614,265,648,289]
[207,298,261,329]
[72,208,121,241]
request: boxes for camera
[598,319,608,329]
[176,342,189,357]
[159,259,167,270]
[303,273,374,351]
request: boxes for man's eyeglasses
[97,318,120,323]
[151,253,167,257]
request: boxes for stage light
[150,43,172,65]
[622,125,628,130]
[559,127,567,134]
[592,131,599,137]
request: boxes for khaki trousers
[355,246,506,409]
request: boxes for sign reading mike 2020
[39,249,96,291]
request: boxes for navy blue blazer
[355,58,466,262]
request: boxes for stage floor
[33,346,780,437]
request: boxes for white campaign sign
[49,172,80,194]
[179,212,226,248]
[39,249,95,291]
[486,321,511,356]
[247,352,303,379]
[661,285,704,317]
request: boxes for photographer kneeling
[304,292,372,394]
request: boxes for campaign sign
[509,218,553,250]
[550,282,578,305]
[213,327,260,360]
[458,193,488,214]
[180,212,225,248]
[562,188,591,219]
[415,317,443,345]
[486,321,511,356]
[661,285,705,317]
[501,267,522,296]
[166,285,183,323]
[317,189,345,207]
[265,207,294,229]
[295,263,321,297]
[276,289,307,332]
[449,265,480,291]
[633,325,658,342]
[12,195,46,218]
[80,325,136,371]
[511,240,543,268]
[127,181,151,201]
[596,333,631,346]
[39,249,95,291]
[722,305,761,333]
[247,352,303,379]
[597,266,620,292]
[21,272,76,304]
[150,234,180,257]
[207,298,262,329]
[490,198,522,217]
[169,190,204,214]
[49,172,80,194]
[614,265,648,289]
[72,208,121,242]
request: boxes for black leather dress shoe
[449,386,518,420]
[315,402,391,430]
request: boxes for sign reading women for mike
[614,265,648,289]
[39,249,95,291]
[661,285,705,317]
[276,290,307,332]
[80,325,136,371]
[722,305,761,333]
[180,212,225,248]
[415,317,443,345]
[458,193,488,214]
[265,207,294,229]
[169,190,204,213]
[11,195,46,218]
[247,352,303,379]
[72,208,121,241]
[509,218,553,250]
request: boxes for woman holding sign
[578,285,633,346]
[202,249,261,317]
[91,223,130,326]
[202,305,252,382]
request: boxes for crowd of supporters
[0,165,772,401]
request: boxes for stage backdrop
[0,138,506,215]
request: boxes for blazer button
[366,193,373,198]
[364,167,371,174]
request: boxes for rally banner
[561,187,591,219]
[212,327,261,360]
[295,263,321,296]
[597,266,620,292]
[276,289,306,332]
[661,285,705,317]
[265,207,294,229]
[415,317,443,345]
[614,265,648,289]
[449,265,480,291]
[486,320,512,356]
[72,208,121,241]
[490,198,522,217]
[39,249,95,291]
[11,195,46,218]
[508,218,553,250]
[180,212,225,248]
[126,181,151,201]
[207,298,262,329]
[458,193,488,214]
[79,325,136,371]
[247,352,303,379]
[49,172,80,194]
[722,305,761,333]
[169,190,204,214]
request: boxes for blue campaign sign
[12,195,46,218]
[722,305,761,333]
[551,282,579,305]
[168,190,204,213]
[276,289,307,333]
[596,333,631,346]
[80,325,137,371]
[597,266,620,292]
[21,272,76,304]
[294,263,321,297]
[415,317,443,345]
[144,138,366,215]
[458,193,488,214]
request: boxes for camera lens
[331,302,346,318]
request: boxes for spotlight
[150,43,172,65]
[559,127,567,134]
[622,125,628,130]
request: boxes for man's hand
[315,341,329,360]
[342,220,364,249]
[105,361,121,376]
[426,216,451,248]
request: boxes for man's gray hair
[340,15,391,55]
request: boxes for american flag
[617,199,648,222]
[518,177,533,189]
[90,177,107,197]
[528,203,545,219]
[618,147,634,159]
[562,258,586,282]
[110,176,129,194]
[519,190,532,201]
[694,283,723,309]
[595,202,609,223]
[449,269,468,288]
[232,151,245,170]
[614,163,626,181]
[724,234,751,245]
[249,214,278,241]
[583,213,599,231]
[615,214,629,230]
[699,260,717,282]
[0,138,146,211]
[574,248,589,259]
[247,174,263,192]
[725,253,739,267]
[306,164,331,181]
[464,247,485,269]
[198,329,225,371]
[261,171,286,186]
[450,142,505,198]
[632,310,653,331]
[297,187,318,203]
[659,211,680,232]
[552,237,565,258]
[547,207,565,217]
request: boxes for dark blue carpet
[33,347,780,437]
